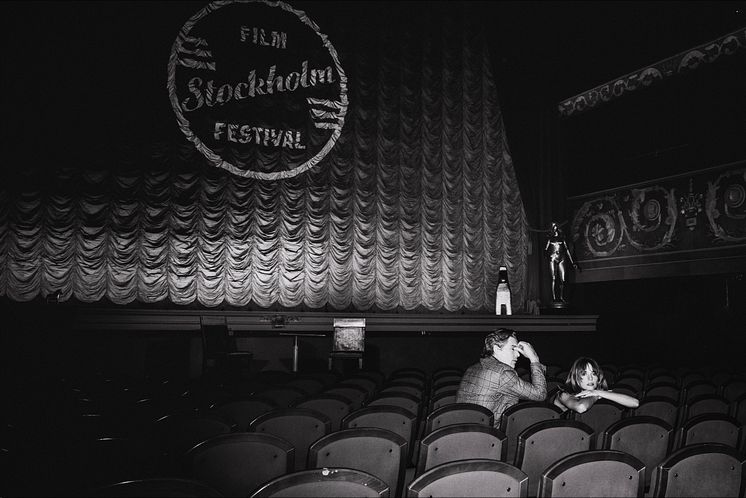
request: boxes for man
[456,328,547,426]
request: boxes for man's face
[494,336,520,368]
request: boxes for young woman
[552,357,639,413]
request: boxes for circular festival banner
[167,0,348,180]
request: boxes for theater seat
[368,391,422,421]
[675,413,742,451]
[722,379,746,402]
[308,427,407,497]
[538,449,645,497]
[423,402,494,435]
[251,467,389,497]
[255,386,308,409]
[601,415,673,490]
[682,380,719,403]
[96,478,222,497]
[732,392,746,426]
[294,393,353,432]
[650,443,745,497]
[633,396,679,428]
[682,394,730,421]
[339,376,380,398]
[323,385,369,411]
[407,458,528,498]
[499,402,562,465]
[342,405,418,462]
[212,396,278,431]
[643,383,680,403]
[415,423,507,477]
[428,390,458,412]
[249,408,331,471]
[514,419,595,496]
[185,432,294,497]
[379,382,424,402]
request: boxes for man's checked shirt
[456,355,547,426]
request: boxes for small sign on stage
[332,318,366,352]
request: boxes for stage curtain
[0,7,528,312]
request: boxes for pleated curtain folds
[0,7,528,313]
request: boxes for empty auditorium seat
[428,390,458,412]
[212,396,278,431]
[67,436,158,492]
[368,391,422,420]
[423,402,494,435]
[680,371,706,388]
[601,415,673,490]
[731,392,746,426]
[431,368,463,380]
[255,386,308,408]
[342,405,418,462]
[514,419,595,495]
[251,467,389,497]
[415,423,507,477]
[249,408,332,471]
[352,370,385,386]
[722,378,746,402]
[285,377,326,397]
[650,443,745,497]
[390,368,427,382]
[339,376,380,397]
[682,394,730,421]
[633,396,679,428]
[186,432,294,497]
[97,478,222,497]
[609,384,639,398]
[499,401,563,465]
[294,393,353,432]
[643,382,680,403]
[309,427,407,497]
[646,373,678,389]
[159,414,232,461]
[430,381,461,398]
[431,371,463,388]
[675,413,742,451]
[407,458,529,498]
[682,380,719,402]
[379,382,424,401]
[613,375,644,395]
[538,449,645,497]
[324,385,369,411]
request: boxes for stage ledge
[72,309,598,334]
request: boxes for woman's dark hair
[481,328,516,358]
[564,357,608,394]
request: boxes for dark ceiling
[2,1,744,165]
[488,0,746,101]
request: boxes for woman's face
[578,363,599,391]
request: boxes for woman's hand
[574,390,600,399]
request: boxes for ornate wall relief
[569,161,746,281]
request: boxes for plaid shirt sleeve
[506,361,547,400]
[457,357,547,424]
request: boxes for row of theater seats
[3,364,745,496]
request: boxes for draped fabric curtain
[0,6,528,313]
